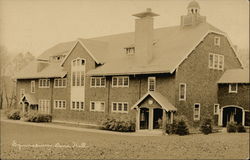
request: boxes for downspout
[107,76,110,114]
[139,78,141,99]
[51,78,54,115]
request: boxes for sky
[0,0,249,57]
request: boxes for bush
[7,109,21,120]
[236,123,246,133]
[200,118,213,135]
[102,118,135,132]
[176,120,189,136]
[165,121,177,134]
[21,111,52,122]
[227,122,237,133]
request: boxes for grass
[1,121,249,159]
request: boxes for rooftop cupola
[181,0,206,27]
[133,8,159,64]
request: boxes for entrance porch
[131,92,177,131]
[20,94,39,113]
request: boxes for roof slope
[38,41,76,60]
[218,69,249,84]
[87,22,224,76]
[15,61,67,79]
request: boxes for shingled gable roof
[217,69,249,84]
[86,22,239,76]
[15,61,67,79]
[131,91,177,112]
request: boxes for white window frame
[214,104,220,115]
[90,77,106,88]
[54,78,67,88]
[111,102,129,113]
[70,101,84,111]
[112,76,129,88]
[30,81,35,93]
[39,99,50,114]
[208,53,224,70]
[214,36,220,46]
[125,47,135,55]
[229,83,238,93]
[148,77,156,91]
[38,79,50,88]
[179,83,186,101]
[193,103,200,121]
[90,101,105,112]
[54,100,66,109]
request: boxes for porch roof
[20,94,38,105]
[131,91,177,112]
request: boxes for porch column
[22,102,25,112]
[162,110,166,131]
[149,108,153,130]
[136,107,140,131]
[170,111,174,124]
[219,108,223,126]
[242,110,245,126]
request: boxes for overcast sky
[0,0,248,56]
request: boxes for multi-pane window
[39,99,50,114]
[31,81,35,93]
[125,47,135,55]
[72,59,85,67]
[90,77,106,87]
[214,37,220,46]
[20,89,25,98]
[214,104,220,115]
[90,101,105,112]
[179,83,186,101]
[54,78,67,88]
[193,103,200,121]
[54,100,66,109]
[112,102,129,113]
[39,79,50,88]
[71,71,84,86]
[209,53,224,70]
[112,77,129,87]
[148,77,156,91]
[71,101,84,111]
[229,83,238,93]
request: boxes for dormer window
[125,47,135,55]
[214,37,220,46]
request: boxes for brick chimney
[133,8,159,64]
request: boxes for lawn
[1,121,249,159]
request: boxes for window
[90,77,106,87]
[54,78,67,88]
[72,58,85,67]
[54,100,66,109]
[179,83,186,101]
[20,89,25,98]
[229,83,238,93]
[209,53,224,70]
[112,102,129,113]
[193,103,200,121]
[125,47,135,55]
[72,71,84,86]
[39,99,50,114]
[148,77,156,91]
[30,81,35,93]
[112,76,129,87]
[214,37,220,46]
[90,101,105,112]
[39,79,50,88]
[214,104,220,115]
[71,101,84,111]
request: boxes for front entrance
[140,108,149,129]
[153,108,163,129]
[222,106,243,127]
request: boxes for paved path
[0,118,164,136]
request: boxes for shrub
[102,118,135,132]
[176,119,189,136]
[7,109,21,120]
[200,118,213,135]
[21,111,52,123]
[236,123,246,133]
[227,122,237,133]
[165,121,177,134]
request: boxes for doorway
[222,106,243,127]
[153,108,163,129]
[140,108,149,129]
